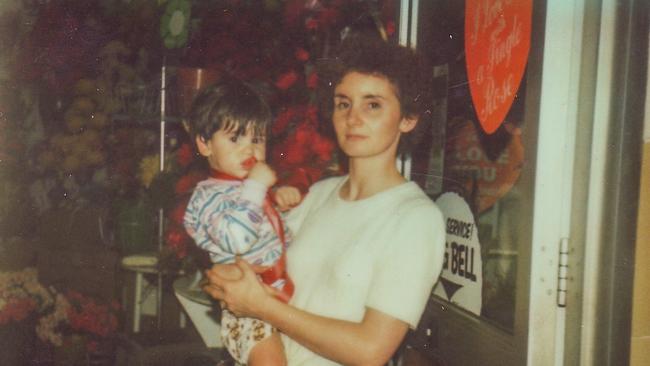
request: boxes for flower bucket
[115,198,156,256]
[176,67,221,117]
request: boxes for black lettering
[457,245,465,277]
[466,247,477,281]
[446,218,474,239]
[451,242,459,274]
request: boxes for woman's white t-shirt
[282,176,445,365]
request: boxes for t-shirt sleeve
[366,202,445,328]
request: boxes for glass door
[401,1,587,364]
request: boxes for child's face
[197,124,266,179]
[332,71,417,161]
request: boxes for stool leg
[156,273,163,329]
[180,310,187,329]
[134,272,143,333]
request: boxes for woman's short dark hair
[318,34,433,155]
[187,76,272,142]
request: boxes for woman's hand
[202,258,277,318]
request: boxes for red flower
[272,107,297,136]
[64,291,119,338]
[305,18,319,30]
[0,298,37,324]
[295,48,310,62]
[316,8,340,28]
[176,143,195,168]
[307,71,319,89]
[275,71,299,90]
[175,171,205,195]
[283,0,308,28]
[294,123,314,145]
[385,20,396,36]
[166,224,189,259]
[170,202,187,225]
[312,134,335,162]
[305,105,319,123]
[283,140,310,165]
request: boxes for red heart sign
[465,0,532,134]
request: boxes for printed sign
[433,192,482,315]
[465,0,532,134]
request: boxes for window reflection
[412,1,530,330]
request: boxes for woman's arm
[203,259,409,366]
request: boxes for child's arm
[203,162,276,257]
[204,180,268,256]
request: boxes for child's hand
[273,186,303,211]
[248,161,277,188]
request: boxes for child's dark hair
[318,34,433,155]
[187,76,272,142]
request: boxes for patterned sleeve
[184,179,267,262]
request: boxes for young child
[183,76,301,365]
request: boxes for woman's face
[332,72,416,161]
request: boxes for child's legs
[248,332,286,366]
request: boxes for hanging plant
[160,0,191,49]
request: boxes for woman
[204,34,445,366]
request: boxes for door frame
[396,0,616,364]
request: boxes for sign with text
[433,192,483,315]
[465,0,532,134]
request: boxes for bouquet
[0,268,53,325]
[36,289,120,353]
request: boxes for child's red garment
[209,170,294,302]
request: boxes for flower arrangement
[0,268,53,325]
[0,267,120,353]
[28,38,155,213]
[36,289,120,354]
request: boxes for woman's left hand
[202,258,277,318]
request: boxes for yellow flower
[64,112,86,133]
[63,155,81,172]
[79,129,100,145]
[38,150,58,169]
[71,96,96,114]
[86,150,105,166]
[73,78,96,96]
[138,154,161,188]
[89,112,108,129]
